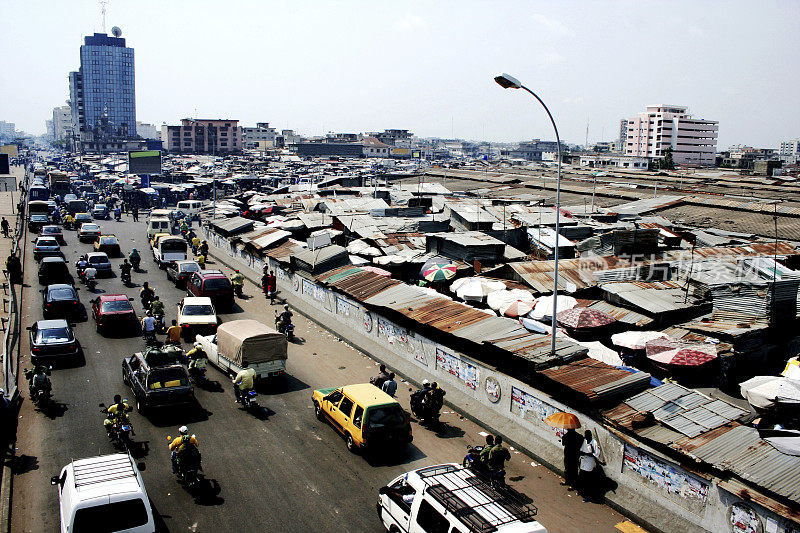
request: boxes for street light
[494,73,563,356]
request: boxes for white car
[51,453,155,533]
[77,223,101,242]
[177,296,218,339]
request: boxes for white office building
[625,105,718,166]
[52,106,74,141]
[780,139,800,156]
[136,122,160,140]
[242,122,279,150]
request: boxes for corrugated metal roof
[491,334,588,369]
[600,280,704,315]
[574,299,653,327]
[539,358,651,402]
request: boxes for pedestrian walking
[381,372,397,397]
[577,430,603,502]
[1,217,9,238]
[560,427,583,489]
[132,205,139,222]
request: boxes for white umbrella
[500,300,535,318]
[487,289,535,311]
[452,278,506,302]
[529,295,577,321]
[346,239,370,254]
[519,316,552,334]
[611,331,669,351]
[741,376,800,409]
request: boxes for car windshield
[31,215,48,221]
[100,300,132,312]
[183,305,214,316]
[42,227,60,234]
[37,239,58,246]
[180,263,199,273]
[366,405,406,429]
[82,224,99,231]
[148,368,188,389]
[162,240,187,252]
[100,237,117,244]
[37,327,72,343]
[49,288,76,300]
[76,215,91,221]
[203,278,231,291]
[89,256,109,265]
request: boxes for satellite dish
[111,26,122,37]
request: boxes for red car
[90,294,137,335]
[186,270,234,312]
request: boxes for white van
[377,463,547,533]
[146,217,171,239]
[148,209,174,220]
[51,453,155,533]
[176,200,203,220]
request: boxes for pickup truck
[195,319,287,382]
[152,235,187,268]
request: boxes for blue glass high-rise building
[69,32,135,150]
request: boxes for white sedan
[177,296,218,340]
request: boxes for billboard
[0,145,18,157]
[128,150,162,175]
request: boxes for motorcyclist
[140,282,155,310]
[141,311,156,342]
[276,304,293,332]
[231,269,245,295]
[428,382,446,417]
[410,379,431,419]
[76,254,88,281]
[169,425,199,474]
[114,206,121,220]
[191,235,200,255]
[370,364,390,389]
[487,435,511,481]
[150,296,165,317]
[129,248,141,269]
[25,365,51,399]
[165,319,182,345]
[84,264,98,289]
[104,394,132,435]
[120,259,132,283]
[196,254,206,268]
[63,213,75,230]
[199,240,209,258]
[186,342,208,375]
[232,367,256,404]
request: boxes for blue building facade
[70,33,136,149]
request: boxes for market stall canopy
[644,336,683,358]
[451,277,506,302]
[529,295,577,321]
[361,266,391,277]
[422,263,458,282]
[611,331,669,351]
[648,345,717,366]
[500,299,535,318]
[556,307,616,329]
[741,376,800,409]
[487,289,535,312]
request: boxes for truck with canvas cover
[195,319,287,381]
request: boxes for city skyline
[2,0,799,148]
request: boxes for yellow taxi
[312,383,412,454]
[94,234,121,257]
[150,232,171,249]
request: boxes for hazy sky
[2,1,798,148]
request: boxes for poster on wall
[435,348,479,390]
[623,444,709,514]
[727,503,762,533]
[336,297,351,316]
[510,386,564,437]
[302,279,315,296]
[412,342,428,365]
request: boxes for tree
[661,146,675,170]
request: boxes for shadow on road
[366,444,427,467]
[10,454,39,475]
[40,401,69,420]
[149,501,172,532]
[145,404,211,428]
[260,373,309,395]
[192,477,224,506]
[433,422,466,440]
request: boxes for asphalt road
[11,214,626,533]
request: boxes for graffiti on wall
[435,348,479,390]
[623,444,709,514]
[510,386,564,437]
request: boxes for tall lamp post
[494,73,563,356]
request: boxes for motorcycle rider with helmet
[104,394,132,436]
[169,425,200,475]
[129,248,141,270]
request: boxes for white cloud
[394,14,427,31]
[530,13,575,37]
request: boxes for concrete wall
[203,226,799,533]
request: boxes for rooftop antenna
[99,0,109,33]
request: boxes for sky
[2,0,799,148]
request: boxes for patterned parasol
[500,300,536,318]
[648,345,717,366]
[545,412,581,429]
[644,337,682,358]
[555,307,616,329]
[422,263,458,282]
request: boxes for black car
[122,349,194,412]
[38,257,71,285]
[28,214,50,233]
[28,319,80,365]
[42,284,80,319]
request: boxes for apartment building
[161,119,242,154]
[625,105,718,166]
[242,122,279,150]
[780,139,800,156]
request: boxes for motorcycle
[188,359,208,385]
[143,329,157,346]
[274,312,295,341]
[86,276,97,292]
[238,388,259,411]
[121,270,132,286]
[410,389,441,428]
[130,256,141,271]
[25,368,52,409]
[153,313,165,334]
[463,444,506,488]
[233,283,243,297]
[167,437,202,489]
[101,405,134,449]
